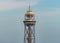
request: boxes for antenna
[29,4,30,11]
[28,4,31,11]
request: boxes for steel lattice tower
[23,5,36,43]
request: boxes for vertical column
[24,24,26,43]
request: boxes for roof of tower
[25,4,34,16]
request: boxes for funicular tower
[23,5,36,43]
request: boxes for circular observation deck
[23,19,36,26]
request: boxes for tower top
[25,4,34,16]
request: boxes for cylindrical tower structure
[23,5,36,43]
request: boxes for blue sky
[0,0,60,43]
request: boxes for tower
[23,5,36,43]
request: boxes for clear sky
[0,0,60,43]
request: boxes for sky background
[0,0,60,43]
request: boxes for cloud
[0,0,38,11]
